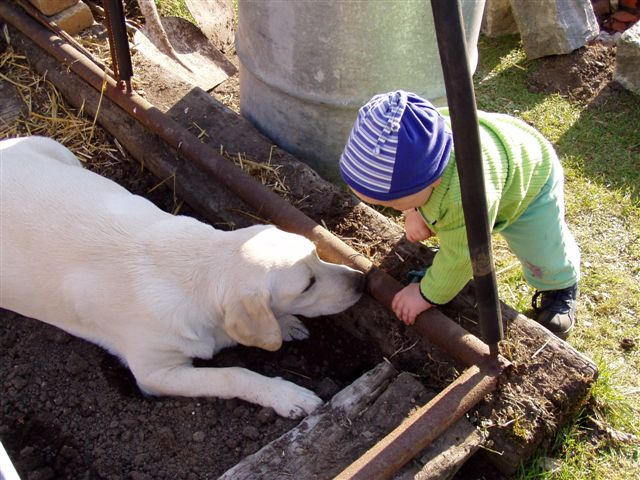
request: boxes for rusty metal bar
[336,360,503,480]
[102,0,133,92]
[0,1,499,369]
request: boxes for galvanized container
[236,0,486,181]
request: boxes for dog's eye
[302,276,316,293]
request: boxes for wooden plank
[394,420,485,480]
[0,80,26,127]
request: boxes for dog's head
[221,225,365,351]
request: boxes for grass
[474,36,640,479]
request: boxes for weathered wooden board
[219,363,484,480]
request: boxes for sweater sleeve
[419,224,473,305]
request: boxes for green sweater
[417,109,555,304]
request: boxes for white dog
[0,136,365,418]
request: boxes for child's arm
[419,225,473,306]
[392,224,473,325]
[403,209,434,243]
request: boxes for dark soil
[527,41,620,104]
[0,308,380,480]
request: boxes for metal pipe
[335,359,503,480]
[0,1,499,369]
[431,0,503,356]
[102,0,133,92]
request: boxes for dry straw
[0,44,122,174]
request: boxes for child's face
[352,179,441,211]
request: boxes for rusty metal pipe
[0,1,497,369]
[336,360,503,480]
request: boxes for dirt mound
[527,42,618,103]
[1,310,380,479]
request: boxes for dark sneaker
[531,284,578,340]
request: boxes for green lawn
[474,36,640,479]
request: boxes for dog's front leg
[132,361,323,419]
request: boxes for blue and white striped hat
[339,90,452,201]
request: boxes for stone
[481,0,519,37]
[49,1,94,36]
[509,0,600,59]
[614,21,640,94]
[28,0,78,16]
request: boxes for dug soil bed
[0,310,381,480]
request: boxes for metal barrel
[236,0,486,182]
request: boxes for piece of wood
[221,366,486,480]
[219,364,425,479]
[0,80,26,127]
[394,419,485,480]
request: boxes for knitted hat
[339,90,452,201]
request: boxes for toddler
[339,90,580,339]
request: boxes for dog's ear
[224,293,283,351]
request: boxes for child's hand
[392,283,433,325]
[404,209,434,243]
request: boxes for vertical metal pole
[430,0,503,356]
[102,0,133,92]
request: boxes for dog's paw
[278,315,310,342]
[271,379,323,419]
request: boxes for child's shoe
[531,284,578,340]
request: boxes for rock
[11,376,28,392]
[594,30,622,45]
[192,431,206,442]
[232,406,248,418]
[27,0,78,16]
[256,407,276,425]
[28,467,55,480]
[614,21,640,94]
[225,437,239,449]
[156,426,176,447]
[65,351,88,375]
[59,445,78,458]
[49,1,94,36]
[241,425,260,441]
[45,328,71,344]
[129,472,152,480]
[509,0,600,59]
[315,377,340,400]
[481,0,519,37]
